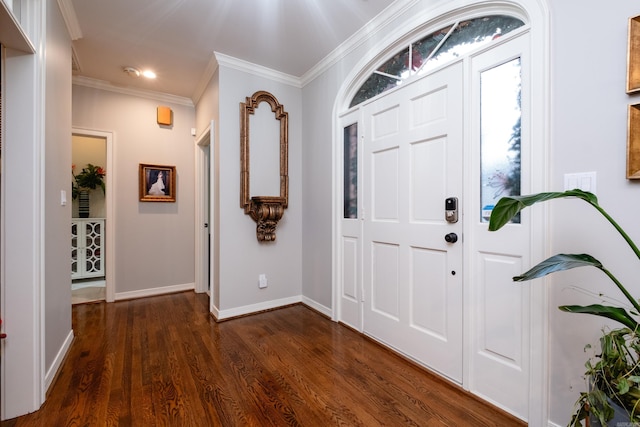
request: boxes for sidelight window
[480,57,522,223]
[343,123,358,219]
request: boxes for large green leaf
[488,189,598,231]
[513,253,602,281]
[559,304,639,330]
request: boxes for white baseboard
[210,303,221,319]
[45,329,74,392]
[301,296,332,318]
[210,295,332,321]
[115,282,195,301]
[215,295,302,321]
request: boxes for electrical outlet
[259,274,268,289]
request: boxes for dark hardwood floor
[2,292,525,426]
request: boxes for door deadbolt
[445,197,458,223]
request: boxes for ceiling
[68,0,398,101]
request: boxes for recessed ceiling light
[123,66,140,77]
[142,70,156,79]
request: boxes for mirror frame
[240,90,289,241]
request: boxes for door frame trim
[194,121,216,313]
[72,128,115,303]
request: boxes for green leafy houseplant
[72,163,106,199]
[488,189,640,426]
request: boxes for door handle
[444,233,458,243]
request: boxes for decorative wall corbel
[240,91,288,241]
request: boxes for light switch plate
[564,172,596,193]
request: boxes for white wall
[43,0,73,384]
[214,63,302,317]
[1,0,73,418]
[72,85,196,297]
[2,15,43,424]
[548,1,640,424]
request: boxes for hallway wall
[72,85,197,297]
[547,1,640,424]
[212,61,303,317]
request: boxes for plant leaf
[488,189,598,231]
[513,253,603,281]
[559,304,639,330]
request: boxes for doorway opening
[71,134,106,303]
[72,129,115,303]
[195,121,217,315]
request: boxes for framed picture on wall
[139,163,176,202]
[628,15,640,94]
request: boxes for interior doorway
[72,128,115,303]
[195,121,217,314]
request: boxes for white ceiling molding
[300,0,420,87]
[57,0,83,40]
[214,52,302,89]
[191,55,219,106]
[72,76,194,107]
[71,45,82,72]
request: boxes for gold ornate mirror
[240,91,288,241]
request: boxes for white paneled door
[362,61,464,382]
[338,32,535,422]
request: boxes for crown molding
[300,0,420,87]
[57,0,82,40]
[214,52,302,88]
[191,55,219,105]
[72,76,194,107]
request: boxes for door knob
[444,232,458,243]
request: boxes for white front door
[338,32,534,421]
[362,61,464,382]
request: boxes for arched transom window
[349,15,524,108]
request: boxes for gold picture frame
[627,15,640,94]
[240,91,289,241]
[139,163,177,202]
[627,104,640,179]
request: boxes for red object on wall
[0,318,6,339]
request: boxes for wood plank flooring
[2,292,526,426]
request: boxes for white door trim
[194,121,216,308]
[72,128,115,303]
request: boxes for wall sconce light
[157,106,172,126]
